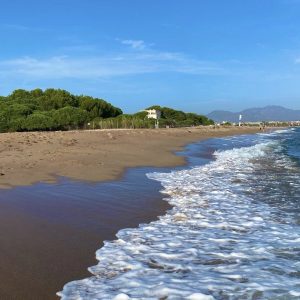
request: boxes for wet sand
[0,171,171,299]
[0,127,261,299]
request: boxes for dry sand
[0,126,260,189]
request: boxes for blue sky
[1,0,300,113]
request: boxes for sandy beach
[0,126,260,189]
[0,126,262,299]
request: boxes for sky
[1,0,300,114]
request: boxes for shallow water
[58,128,300,300]
[0,167,170,299]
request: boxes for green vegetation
[0,89,122,132]
[79,106,214,129]
[222,121,232,126]
[146,105,214,127]
[90,114,155,129]
[0,89,213,132]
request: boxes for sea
[58,128,300,300]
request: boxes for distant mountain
[207,105,300,122]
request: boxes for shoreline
[0,126,261,189]
[0,128,273,299]
[0,169,171,300]
[56,126,300,300]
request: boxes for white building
[144,109,161,120]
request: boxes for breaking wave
[58,130,300,300]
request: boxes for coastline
[56,126,300,300]
[0,127,279,299]
[0,126,260,189]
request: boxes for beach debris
[107,132,116,140]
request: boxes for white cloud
[120,39,146,50]
[0,50,225,80]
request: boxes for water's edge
[58,129,300,300]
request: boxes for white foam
[290,291,300,297]
[113,294,130,300]
[58,140,300,299]
[187,293,215,300]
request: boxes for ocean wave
[58,139,300,300]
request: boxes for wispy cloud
[0,49,226,80]
[120,39,147,50]
[1,23,45,32]
[2,24,31,31]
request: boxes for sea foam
[58,138,300,299]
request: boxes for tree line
[146,105,214,127]
[0,89,213,132]
[0,89,122,132]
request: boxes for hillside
[207,105,300,122]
